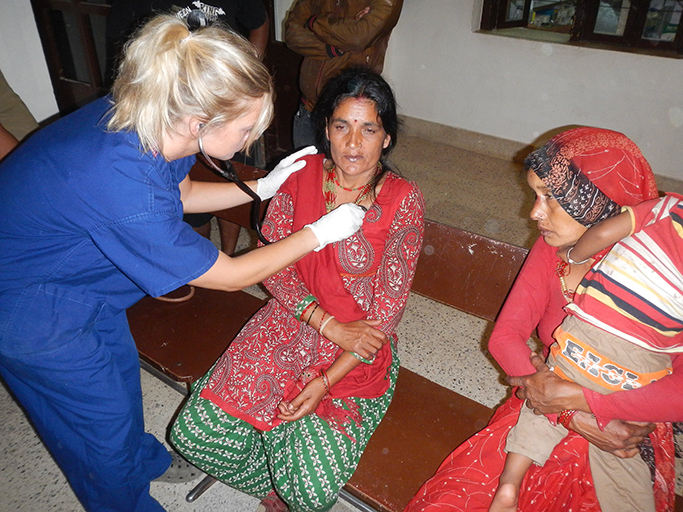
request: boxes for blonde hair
[107,14,274,155]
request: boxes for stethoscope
[197,136,271,246]
[183,9,270,245]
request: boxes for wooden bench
[342,222,527,512]
[128,160,683,512]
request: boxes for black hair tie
[182,9,209,31]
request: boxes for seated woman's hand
[324,318,387,359]
[508,352,589,415]
[277,378,327,422]
[569,411,655,458]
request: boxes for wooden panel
[264,41,303,160]
[261,0,303,161]
[31,0,111,114]
[128,287,265,383]
[413,221,528,322]
[346,367,493,512]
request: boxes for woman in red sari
[171,68,425,512]
[405,127,680,512]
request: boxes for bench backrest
[190,159,532,321]
[413,221,528,321]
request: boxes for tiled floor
[2,134,681,511]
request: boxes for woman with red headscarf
[405,127,680,512]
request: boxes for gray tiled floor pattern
[2,134,682,511]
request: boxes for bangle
[558,409,578,429]
[319,368,331,393]
[305,304,320,325]
[566,246,590,265]
[295,295,317,321]
[301,301,317,323]
[351,352,375,364]
[317,311,327,332]
[319,315,335,337]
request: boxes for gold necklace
[323,163,380,212]
[555,261,574,303]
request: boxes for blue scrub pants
[0,310,170,511]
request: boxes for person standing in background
[0,69,39,160]
[107,0,269,62]
[285,0,403,149]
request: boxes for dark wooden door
[261,0,303,163]
[30,0,111,116]
[30,0,302,160]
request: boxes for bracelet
[295,295,317,321]
[558,409,578,429]
[305,304,320,325]
[319,315,335,337]
[317,311,327,333]
[301,301,317,323]
[566,246,591,265]
[351,351,376,364]
[319,368,331,394]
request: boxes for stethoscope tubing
[197,137,271,245]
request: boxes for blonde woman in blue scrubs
[0,13,364,512]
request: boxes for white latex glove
[305,203,366,252]
[255,145,318,200]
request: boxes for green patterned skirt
[170,343,399,512]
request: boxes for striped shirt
[567,194,683,354]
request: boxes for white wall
[0,0,58,123]
[383,0,683,180]
[3,0,682,179]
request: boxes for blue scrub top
[0,97,219,348]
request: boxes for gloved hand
[305,203,366,252]
[256,146,318,200]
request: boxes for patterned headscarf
[525,127,658,227]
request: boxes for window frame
[480,0,683,57]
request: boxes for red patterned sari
[200,154,424,432]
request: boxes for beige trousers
[507,315,671,512]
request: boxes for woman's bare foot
[489,482,519,512]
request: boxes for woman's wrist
[319,313,335,336]
[558,409,578,429]
[319,368,331,394]
[321,317,339,339]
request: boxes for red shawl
[278,154,411,400]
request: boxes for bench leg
[139,358,190,395]
[186,477,377,510]
[339,488,379,512]
[186,474,217,502]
